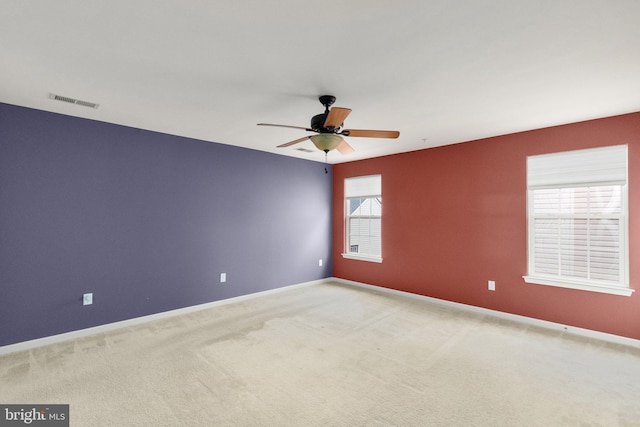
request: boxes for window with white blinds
[524,145,632,296]
[343,175,382,262]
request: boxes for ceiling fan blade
[336,139,355,155]
[277,136,311,148]
[258,123,311,131]
[324,107,352,129]
[342,129,400,139]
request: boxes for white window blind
[524,145,631,296]
[343,175,382,263]
[527,145,627,187]
[345,174,381,198]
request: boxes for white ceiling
[1,1,639,164]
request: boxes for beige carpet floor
[1,281,640,426]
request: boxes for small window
[343,175,382,263]
[524,145,632,296]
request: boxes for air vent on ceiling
[295,148,314,153]
[49,93,99,109]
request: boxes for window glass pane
[371,198,382,216]
[589,186,622,215]
[349,198,364,215]
[591,218,620,248]
[531,187,623,284]
[533,186,622,216]
[347,215,382,257]
[533,188,560,214]
[370,217,381,237]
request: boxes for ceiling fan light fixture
[310,134,342,152]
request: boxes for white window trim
[343,175,382,263]
[341,252,383,263]
[524,145,633,297]
[523,275,633,296]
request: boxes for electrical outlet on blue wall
[83,293,93,305]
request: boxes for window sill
[523,275,634,296]
[341,253,383,263]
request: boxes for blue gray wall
[0,103,332,346]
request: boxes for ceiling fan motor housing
[312,95,338,132]
[311,113,331,132]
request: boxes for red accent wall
[333,112,640,340]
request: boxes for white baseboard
[332,277,640,350]
[0,279,323,356]
[3,277,638,356]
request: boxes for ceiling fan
[257,95,400,155]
